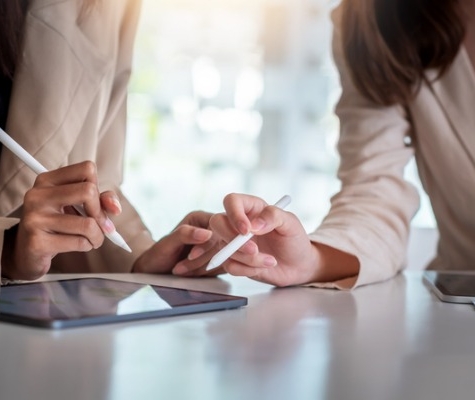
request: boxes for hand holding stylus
[206,195,292,271]
[0,128,130,253]
[0,128,130,281]
[203,192,327,287]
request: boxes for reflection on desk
[0,271,474,400]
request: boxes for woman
[176,0,475,289]
[0,0,215,282]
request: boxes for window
[124,0,435,240]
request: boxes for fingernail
[251,218,266,231]
[238,221,249,235]
[188,246,205,260]
[263,256,277,267]
[111,196,122,213]
[172,265,188,275]
[193,229,211,241]
[103,217,116,234]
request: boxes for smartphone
[423,271,475,303]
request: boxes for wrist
[309,242,360,283]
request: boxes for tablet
[0,278,247,329]
[423,271,475,303]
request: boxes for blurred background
[123,0,436,240]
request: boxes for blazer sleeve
[307,5,420,289]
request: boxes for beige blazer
[0,0,154,279]
[309,6,475,289]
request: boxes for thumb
[100,191,122,215]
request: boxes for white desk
[1,271,474,400]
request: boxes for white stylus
[0,127,132,253]
[205,195,292,271]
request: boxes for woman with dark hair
[179,0,474,289]
[0,0,216,282]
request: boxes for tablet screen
[0,278,247,329]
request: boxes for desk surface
[1,271,474,400]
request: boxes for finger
[100,191,122,215]
[208,213,237,239]
[187,245,206,260]
[173,238,265,277]
[174,211,214,230]
[223,254,277,277]
[172,255,226,277]
[172,236,225,275]
[22,213,104,249]
[229,251,277,270]
[25,184,101,212]
[171,224,213,245]
[34,161,99,187]
[167,226,215,270]
[28,232,98,254]
[25,182,114,235]
[31,161,115,234]
[209,213,259,254]
[15,227,98,274]
[250,207,299,237]
[186,238,258,261]
[133,225,214,274]
[222,193,269,234]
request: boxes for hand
[1,161,120,281]
[132,211,224,276]
[207,193,321,286]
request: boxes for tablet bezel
[0,277,248,329]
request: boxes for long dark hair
[340,0,465,105]
[0,0,28,77]
[0,0,99,78]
